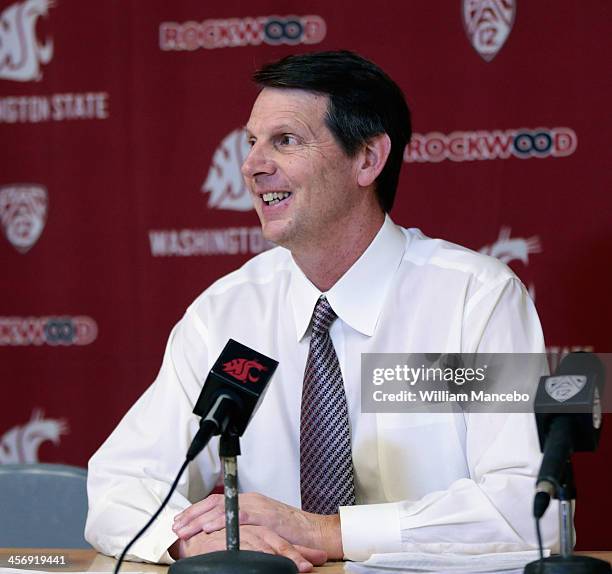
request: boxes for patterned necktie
[300,295,356,514]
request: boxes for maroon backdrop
[1,0,610,549]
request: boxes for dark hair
[253,50,412,212]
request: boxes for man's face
[241,88,362,252]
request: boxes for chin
[261,222,292,248]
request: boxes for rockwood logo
[404,127,576,163]
[222,358,267,383]
[0,0,54,81]
[0,184,47,253]
[0,316,98,346]
[462,0,516,61]
[202,128,252,211]
[160,15,326,51]
[0,409,68,463]
[480,226,541,299]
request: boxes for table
[1,549,610,574]
[0,550,342,573]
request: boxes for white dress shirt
[85,216,558,562]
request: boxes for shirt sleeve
[85,308,221,563]
[340,277,559,561]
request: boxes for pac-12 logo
[202,128,253,211]
[0,0,54,81]
[545,375,587,403]
[462,0,516,61]
[223,358,268,383]
[0,184,48,253]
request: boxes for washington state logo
[0,0,54,81]
[0,184,48,253]
[0,409,68,463]
[202,128,253,211]
[463,0,516,61]
[222,358,267,383]
[480,226,541,299]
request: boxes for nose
[241,142,276,179]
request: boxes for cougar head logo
[0,0,55,82]
[480,226,541,300]
[480,226,541,265]
[0,409,68,463]
[0,184,48,253]
[462,0,516,62]
[201,128,253,211]
[222,358,268,383]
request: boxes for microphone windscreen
[193,339,279,436]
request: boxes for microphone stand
[169,428,298,574]
[525,459,610,574]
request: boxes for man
[86,51,557,571]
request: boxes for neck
[292,209,385,292]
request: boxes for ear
[356,133,391,188]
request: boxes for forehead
[246,87,329,134]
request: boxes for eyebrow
[244,122,315,139]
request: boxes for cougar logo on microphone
[0,184,48,253]
[0,0,54,82]
[222,358,268,383]
[545,375,587,403]
[462,0,516,62]
[202,128,253,211]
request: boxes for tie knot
[311,296,337,334]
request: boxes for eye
[278,134,298,146]
[246,137,256,148]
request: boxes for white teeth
[262,192,290,204]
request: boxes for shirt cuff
[339,502,402,561]
[129,505,180,564]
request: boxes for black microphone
[114,339,279,574]
[533,352,605,518]
[186,339,279,461]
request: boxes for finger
[175,509,226,539]
[181,531,225,556]
[174,494,224,527]
[179,507,265,538]
[263,531,313,573]
[238,536,276,555]
[294,545,328,566]
[242,540,295,561]
[277,545,313,573]
[187,512,226,536]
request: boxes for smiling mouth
[262,192,292,206]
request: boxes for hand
[171,525,327,573]
[173,492,343,559]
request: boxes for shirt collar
[289,215,406,341]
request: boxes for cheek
[319,161,350,192]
